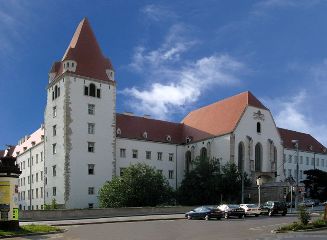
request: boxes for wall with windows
[44,77,66,207]
[116,138,178,188]
[65,76,116,209]
[283,148,327,182]
[234,106,283,182]
[15,131,45,211]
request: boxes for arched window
[89,83,96,97]
[238,142,244,172]
[185,151,192,174]
[200,147,207,159]
[257,122,261,133]
[255,143,262,172]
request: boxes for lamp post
[257,176,262,206]
[292,140,299,209]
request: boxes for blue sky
[1,0,327,148]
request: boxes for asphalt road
[9,215,327,240]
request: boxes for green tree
[177,156,221,205]
[303,169,327,201]
[98,163,174,208]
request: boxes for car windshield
[227,205,239,209]
[246,204,257,208]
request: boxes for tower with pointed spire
[44,18,116,208]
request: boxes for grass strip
[0,224,61,237]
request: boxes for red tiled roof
[116,113,183,144]
[278,128,327,154]
[182,91,268,141]
[50,18,114,83]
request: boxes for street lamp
[256,176,263,206]
[292,139,299,209]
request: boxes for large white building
[2,18,326,210]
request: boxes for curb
[0,229,66,239]
[50,216,186,226]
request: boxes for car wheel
[187,215,192,220]
[268,210,273,217]
[282,211,286,216]
[217,217,221,220]
[224,213,229,219]
[205,215,210,221]
[255,214,259,217]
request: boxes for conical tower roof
[50,18,114,82]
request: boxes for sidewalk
[19,214,186,226]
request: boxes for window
[120,148,126,158]
[52,165,56,177]
[256,122,261,133]
[132,150,138,159]
[28,176,30,184]
[53,187,56,196]
[28,190,30,200]
[283,154,286,163]
[88,164,95,175]
[88,104,95,115]
[36,173,39,182]
[300,170,303,179]
[88,123,95,134]
[169,153,174,161]
[88,203,94,209]
[84,86,89,95]
[157,152,163,161]
[41,151,43,161]
[53,125,57,136]
[146,151,151,160]
[168,170,174,179]
[120,168,126,176]
[322,159,325,167]
[316,158,319,166]
[288,169,292,177]
[40,187,43,198]
[97,89,101,98]
[300,156,303,164]
[88,187,95,195]
[32,174,34,183]
[311,158,315,166]
[306,157,309,165]
[41,171,43,181]
[36,188,39,199]
[52,143,57,154]
[36,154,39,164]
[88,142,95,153]
[89,84,96,97]
[294,156,298,164]
[288,155,292,163]
[28,158,30,167]
[53,106,57,117]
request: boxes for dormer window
[23,147,27,151]
[186,136,192,143]
[143,131,148,139]
[257,122,261,133]
[31,141,36,146]
[63,60,77,72]
[116,128,121,135]
[166,135,172,142]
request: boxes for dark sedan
[185,206,223,220]
[217,204,245,219]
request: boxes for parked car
[286,201,295,208]
[240,204,261,217]
[185,206,223,220]
[217,204,245,219]
[260,201,287,216]
[299,199,314,207]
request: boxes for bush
[298,205,310,225]
[312,219,327,228]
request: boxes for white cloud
[141,4,177,22]
[264,91,327,146]
[252,0,322,15]
[124,53,245,119]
